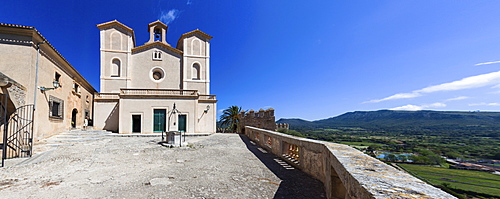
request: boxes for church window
[150,67,165,82]
[153,51,162,60]
[111,59,120,77]
[192,63,200,80]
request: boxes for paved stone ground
[0,131,325,198]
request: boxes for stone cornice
[148,20,168,32]
[132,41,183,55]
[176,29,212,49]
[96,20,134,33]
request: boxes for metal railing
[2,103,34,167]
[1,94,7,167]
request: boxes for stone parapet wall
[244,126,455,199]
[276,123,289,130]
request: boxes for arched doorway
[71,109,78,128]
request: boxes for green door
[153,109,166,132]
[178,115,186,132]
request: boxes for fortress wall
[238,108,288,133]
[244,126,455,199]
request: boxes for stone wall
[239,108,276,132]
[238,108,289,133]
[276,123,289,130]
[244,126,456,199]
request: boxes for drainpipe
[33,41,46,111]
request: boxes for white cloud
[159,9,180,25]
[469,102,500,106]
[368,70,500,103]
[417,71,500,93]
[390,102,446,111]
[366,92,422,103]
[445,96,469,102]
[475,60,500,66]
[390,105,423,111]
[428,102,447,108]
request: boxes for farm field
[398,163,500,198]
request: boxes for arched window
[191,39,201,55]
[154,28,161,41]
[111,59,120,77]
[110,32,121,50]
[192,63,200,80]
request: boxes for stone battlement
[239,108,277,132]
[244,126,455,199]
[239,108,289,132]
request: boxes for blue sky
[3,1,500,121]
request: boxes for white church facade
[94,20,217,134]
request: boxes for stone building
[0,23,96,143]
[94,20,217,134]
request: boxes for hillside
[277,110,500,136]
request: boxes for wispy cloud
[367,70,500,103]
[366,93,422,103]
[159,9,180,25]
[390,102,446,111]
[445,96,469,102]
[187,0,192,5]
[475,60,500,66]
[468,102,500,106]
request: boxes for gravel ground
[0,131,325,199]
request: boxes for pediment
[132,41,183,57]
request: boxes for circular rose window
[150,67,165,82]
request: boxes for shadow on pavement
[238,134,326,199]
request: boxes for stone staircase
[43,129,113,146]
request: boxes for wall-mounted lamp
[40,81,60,92]
[204,105,210,113]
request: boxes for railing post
[1,94,7,167]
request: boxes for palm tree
[219,106,242,133]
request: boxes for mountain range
[277,110,500,136]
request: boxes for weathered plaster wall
[130,47,182,89]
[196,101,216,133]
[0,24,96,141]
[119,97,197,134]
[244,126,456,199]
[182,34,210,95]
[94,100,119,132]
